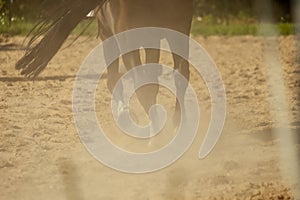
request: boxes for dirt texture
[0,34,299,200]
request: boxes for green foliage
[0,0,295,36]
[0,0,9,25]
[200,14,218,25]
[191,20,295,36]
[0,0,5,8]
[1,18,295,37]
[0,19,99,36]
[72,19,98,36]
[0,20,34,35]
[193,0,292,22]
[278,23,296,35]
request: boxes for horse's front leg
[122,49,161,134]
[144,47,162,133]
[169,39,190,126]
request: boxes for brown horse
[97,0,193,125]
[16,0,194,126]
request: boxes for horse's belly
[118,0,193,31]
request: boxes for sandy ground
[0,34,299,200]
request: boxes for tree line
[0,0,294,25]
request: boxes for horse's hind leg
[98,23,123,102]
[97,3,123,102]
[103,37,122,101]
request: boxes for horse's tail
[15,0,104,79]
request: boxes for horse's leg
[97,5,123,104]
[168,37,190,125]
[122,47,160,129]
[144,47,161,131]
[103,38,122,100]
[145,48,160,64]
[99,33,126,117]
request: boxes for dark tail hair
[15,0,104,78]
